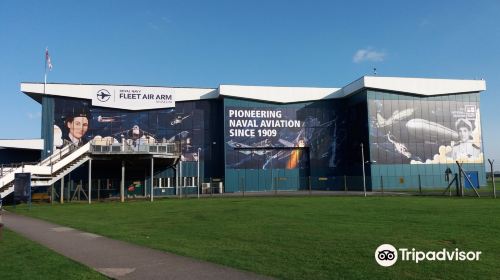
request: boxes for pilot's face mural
[67,116,89,139]
[458,126,471,142]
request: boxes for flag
[45,48,53,71]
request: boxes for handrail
[33,156,90,187]
[52,142,91,173]
[39,143,79,166]
[0,143,80,183]
[0,162,39,179]
[1,162,38,169]
[89,140,180,155]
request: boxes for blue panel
[464,171,480,189]
[224,170,238,192]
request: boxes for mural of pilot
[450,118,480,160]
[64,107,90,146]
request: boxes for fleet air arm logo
[96,89,112,102]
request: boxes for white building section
[21,76,486,108]
[332,76,486,99]
[0,139,44,150]
[362,76,486,96]
[20,83,218,110]
[219,85,341,103]
[228,77,486,102]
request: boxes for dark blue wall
[222,95,370,192]
[41,96,54,159]
[0,148,41,165]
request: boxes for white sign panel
[91,85,175,110]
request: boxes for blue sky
[0,0,499,167]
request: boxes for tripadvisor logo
[375,244,398,267]
[375,244,482,267]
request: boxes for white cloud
[27,112,41,119]
[353,48,386,63]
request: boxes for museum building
[0,76,487,200]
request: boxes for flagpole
[44,48,47,94]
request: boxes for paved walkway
[2,211,270,280]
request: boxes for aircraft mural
[369,98,483,164]
[224,106,342,170]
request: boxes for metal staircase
[0,141,181,199]
[31,156,90,187]
[0,142,91,199]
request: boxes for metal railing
[0,144,80,184]
[38,143,79,167]
[89,140,180,156]
[1,162,39,177]
[21,174,499,205]
[225,173,498,197]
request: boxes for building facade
[14,76,486,196]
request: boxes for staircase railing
[89,141,180,155]
[51,142,91,173]
[38,143,79,167]
[1,143,91,196]
[1,162,38,177]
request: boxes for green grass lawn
[0,228,106,280]
[7,196,500,279]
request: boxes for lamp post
[197,147,201,199]
[361,143,366,197]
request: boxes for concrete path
[2,211,270,280]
